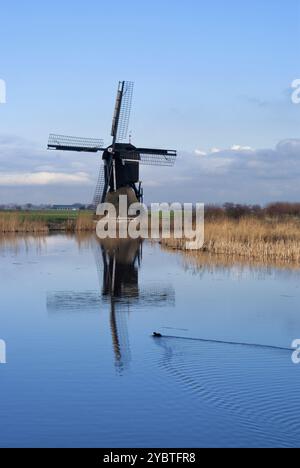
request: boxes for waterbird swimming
[152,332,162,338]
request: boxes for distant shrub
[265,202,300,218]
[204,203,300,220]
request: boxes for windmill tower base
[105,186,140,218]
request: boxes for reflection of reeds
[0,213,48,233]
[75,212,94,231]
[0,233,47,253]
[160,218,300,266]
[179,250,300,275]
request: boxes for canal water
[0,234,300,448]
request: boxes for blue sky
[0,0,300,204]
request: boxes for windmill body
[103,143,140,191]
[48,81,177,211]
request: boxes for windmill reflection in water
[47,238,175,373]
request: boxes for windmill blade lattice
[116,81,134,143]
[48,134,104,152]
[93,162,106,207]
[122,148,177,167]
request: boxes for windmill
[48,81,177,211]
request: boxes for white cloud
[195,144,254,156]
[142,138,300,204]
[71,161,87,169]
[230,144,253,152]
[1,134,300,204]
[34,165,56,171]
[195,149,207,156]
[0,171,92,186]
[143,179,162,188]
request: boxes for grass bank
[0,210,94,233]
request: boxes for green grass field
[0,210,94,224]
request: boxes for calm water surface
[0,234,300,448]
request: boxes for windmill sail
[111,83,123,139]
[116,81,134,142]
[111,81,134,143]
[48,134,104,152]
[93,162,106,207]
[122,148,177,167]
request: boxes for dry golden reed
[160,218,300,265]
[0,211,96,233]
[75,212,95,231]
[0,213,49,233]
